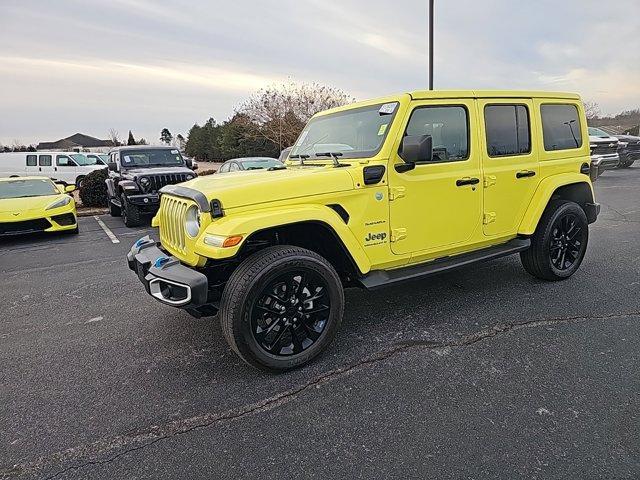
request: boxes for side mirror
[108,162,118,171]
[65,184,76,193]
[399,135,433,164]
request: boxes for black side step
[358,238,531,290]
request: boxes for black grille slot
[147,173,188,193]
[51,213,76,226]
[0,218,51,235]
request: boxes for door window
[405,106,469,162]
[540,104,582,151]
[229,162,240,171]
[219,163,230,173]
[39,155,52,166]
[485,105,531,157]
[56,155,77,167]
[26,155,37,166]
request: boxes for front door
[479,99,539,236]
[55,154,79,184]
[388,100,483,256]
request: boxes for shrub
[197,169,216,176]
[79,167,109,207]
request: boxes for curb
[77,208,108,217]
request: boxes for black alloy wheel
[251,270,330,356]
[549,213,585,271]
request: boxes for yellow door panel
[479,99,540,236]
[388,100,483,256]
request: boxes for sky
[1,0,638,146]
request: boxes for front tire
[220,246,344,372]
[76,176,86,188]
[121,194,142,227]
[520,200,589,281]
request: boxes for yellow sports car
[0,176,78,236]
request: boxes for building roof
[37,133,113,150]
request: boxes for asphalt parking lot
[1,168,639,479]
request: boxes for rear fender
[519,173,594,235]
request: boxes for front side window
[26,155,37,166]
[39,155,52,166]
[290,102,399,160]
[405,105,469,162]
[219,163,230,173]
[541,104,582,151]
[57,155,76,167]
[229,162,240,171]
[484,105,531,157]
[70,154,95,166]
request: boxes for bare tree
[583,101,601,121]
[108,128,120,146]
[236,81,354,149]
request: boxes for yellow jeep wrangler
[128,90,599,371]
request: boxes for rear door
[479,99,539,236]
[25,154,38,175]
[37,154,55,179]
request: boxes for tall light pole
[429,0,434,90]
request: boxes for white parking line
[94,216,120,244]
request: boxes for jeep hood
[183,166,355,209]
[123,166,194,178]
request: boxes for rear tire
[121,194,142,227]
[220,246,344,372]
[520,200,589,281]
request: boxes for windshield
[290,102,399,160]
[120,149,184,168]
[588,127,609,137]
[240,158,282,170]
[0,179,58,199]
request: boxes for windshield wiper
[290,154,309,165]
[315,152,344,167]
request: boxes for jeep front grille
[146,174,190,193]
[158,195,190,254]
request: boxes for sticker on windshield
[379,103,397,115]
[378,124,388,136]
[171,149,179,154]
[123,155,132,164]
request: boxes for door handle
[516,170,536,178]
[456,177,480,187]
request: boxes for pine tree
[160,128,173,145]
[127,131,136,145]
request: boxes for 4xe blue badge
[154,256,171,269]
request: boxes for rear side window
[541,104,582,151]
[484,105,531,157]
[405,106,469,162]
[26,155,37,166]
[39,155,52,166]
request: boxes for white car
[588,127,620,177]
[0,152,106,187]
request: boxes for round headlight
[139,177,150,187]
[185,174,194,181]
[185,205,200,237]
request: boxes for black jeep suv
[615,134,640,168]
[105,146,195,227]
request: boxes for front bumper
[126,193,160,207]
[0,211,77,236]
[127,236,209,308]
[591,153,619,174]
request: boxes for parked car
[588,127,619,177]
[127,90,599,372]
[613,134,640,168]
[0,152,106,187]
[0,176,78,235]
[105,146,196,227]
[217,157,283,173]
